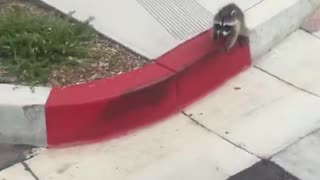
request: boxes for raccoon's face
[213,10,237,37]
[213,23,232,37]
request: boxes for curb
[1,0,319,147]
[0,30,250,148]
[302,7,320,32]
[45,30,250,147]
[0,84,50,146]
[247,0,320,60]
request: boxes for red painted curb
[156,29,251,107]
[302,7,320,32]
[45,28,251,147]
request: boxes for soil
[0,0,150,87]
[48,38,149,87]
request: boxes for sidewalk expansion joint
[269,127,320,160]
[301,28,320,40]
[254,66,320,98]
[244,0,265,12]
[181,111,262,159]
[21,161,40,180]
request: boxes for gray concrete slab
[256,30,320,96]
[183,67,320,158]
[0,144,35,171]
[273,130,320,180]
[228,160,300,180]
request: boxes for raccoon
[212,3,248,52]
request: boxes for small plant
[0,5,97,86]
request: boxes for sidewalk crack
[270,127,320,159]
[22,162,40,180]
[181,111,262,159]
[254,66,320,98]
[301,28,320,40]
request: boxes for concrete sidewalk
[2,28,320,180]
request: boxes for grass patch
[0,4,97,86]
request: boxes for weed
[0,4,97,86]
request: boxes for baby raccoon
[212,3,248,52]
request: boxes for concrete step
[246,0,320,60]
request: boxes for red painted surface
[45,28,252,147]
[45,63,177,146]
[157,29,251,107]
[156,29,223,72]
[302,7,320,32]
[176,44,250,107]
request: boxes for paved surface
[272,130,320,180]
[184,66,320,158]
[0,114,260,180]
[0,144,34,170]
[256,29,320,95]
[228,160,300,180]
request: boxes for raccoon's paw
[238,36,248,47]
[238,40,244,47]
[217,47,230,54]
[212,38,218,44]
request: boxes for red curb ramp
[45,29,251,147]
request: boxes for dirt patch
[0,0,149,87]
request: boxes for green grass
[0,5,97,86]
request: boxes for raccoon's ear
[213,13,218,20]
[231,10,236,16]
